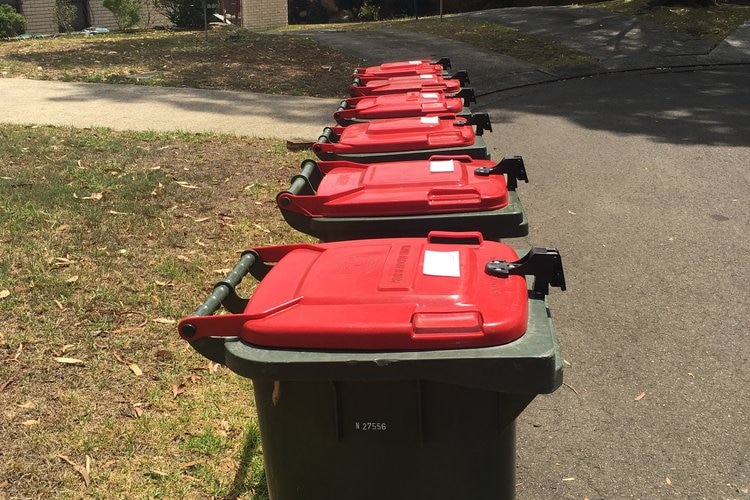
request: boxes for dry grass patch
[0,124,316,498]
[0,29,364,97]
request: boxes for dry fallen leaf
[53,256,74,268]
[66,275,79,283]
[634,391,647,401]
[18,401,35,409]
[22,419,40,426]
[193,217,210,223]
[153,317,176,325]
[82,192,103,201]
[57,454,91,487]
[107,210,131,215]
[54,357,84,365]
[175,181,198,189]
[0,289,10,299]
[54,299,65,310]
[666,477,672,485]
[562,477,575,481]
[133,403,145,418]
[180,460,201,470]
[172,383,186,398]
[54,224,71,234]
[128,364,143,376]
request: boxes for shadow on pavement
[480,66,750,148]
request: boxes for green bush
[357,0,380,21]
[0,4,27,37]
[155,0,211,28]
[103,0,142,28]
[54,0,77,32]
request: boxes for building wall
[17,0,170,34]
[18,0,57,34]
[239,0,287,30]
[87,0,117,28]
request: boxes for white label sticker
[408,60,422,64]
[423,250,460,277]
[421,92,440,99]
[429,160,455,173]
[420,116,440,125]
[420,74,433,79]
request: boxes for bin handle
[427,231,484,245]
[485,248,567,298]
[188,250,260,319]
[277,160,322,207]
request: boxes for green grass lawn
[0,124,316,499]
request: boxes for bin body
[352,61,445,83]
[314,116,490,162]
[277,157,529,241]
[335,92,468,125]
[350,75,463,97]
[180,235,565,500]
[252,378,525,500]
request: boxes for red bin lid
[350,74,463,96]
[278,157,510,217]
[353,62,444,82]
[314,115,477,156]
[335,92,464,122]
[235,233,528,350]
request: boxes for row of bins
[178,58,567,500]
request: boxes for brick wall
[87,0,116,28]
[19,0,57,34]
[239,0,287,30]
[17,0,170,34]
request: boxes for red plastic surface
[278,157,509,217]
[314,116,476,156]
[350,74,463,97]
[353,61,444,83]
[335,92,464,122]
[182,234,528,350]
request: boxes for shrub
[103,0,142,29]
[0,4,26,37]
[155,0,211,28]
[356,0,380,21]
[54,0,77,33]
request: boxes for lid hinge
[454,87,477,106]
[432,57,451,70]
[485,248,566,298]
[448,70,470,86]
[458,113,493,135]
[473,156,529,189]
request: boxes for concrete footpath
[0,78,339,141]
[1,6,749,139]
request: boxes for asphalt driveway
[479,66,749,499]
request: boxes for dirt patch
[0,29,365,97]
